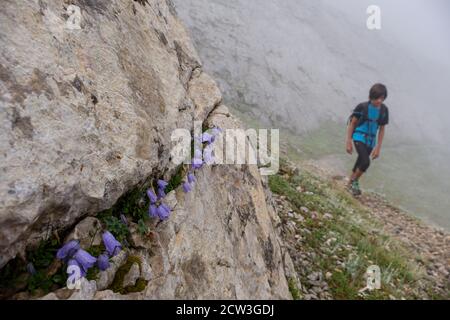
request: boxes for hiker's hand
[371,147,380,160]
[346,140,353,154]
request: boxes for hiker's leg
[350,142,363,181]
[352,168,364,180]
[353,142,371,177]
[349,145,362,183]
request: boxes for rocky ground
[270,159,449,300]
[358,192,450,294]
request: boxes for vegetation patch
[270,157,445,299]
[288,277,302,300]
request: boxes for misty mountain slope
[173,0,450,142]
[173,0,450,230]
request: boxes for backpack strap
[359,101,388,126]
[355,101,369,126]
[353,101,374,143]
[377,103,389,126]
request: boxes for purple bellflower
[192,157,203,170]
[56,240,81,262]
[157,203,171,220]
[97,253,110,271]
[182,181,192,193]
[102,231,122,257]
[146,189,157,204]
[157,187,166,199]
[157,179,168,190]
[149,204,158,218]
[73,249,97,273]
[202,132,214,144]
[187,172,196,184]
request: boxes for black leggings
[352,141,373,173]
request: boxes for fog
[329,0,450,69]
[173,0,450,229]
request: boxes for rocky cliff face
[0,0,295,299]
[172,0,450,233]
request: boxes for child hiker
[346,83,389,196]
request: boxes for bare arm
[346,117,358,154]
[371,125,386,159]
[376,125,385,150]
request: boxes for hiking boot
[351,179,362,196]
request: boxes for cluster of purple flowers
[147,179,172,220]
[183,126,222,192]
[49,126,223,283]
[56,231,122,278]
[192,126,222,170]
[182,172,196,193]
[183,126,222,193]
[146,126,222,220]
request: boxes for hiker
[346,83,389,196]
